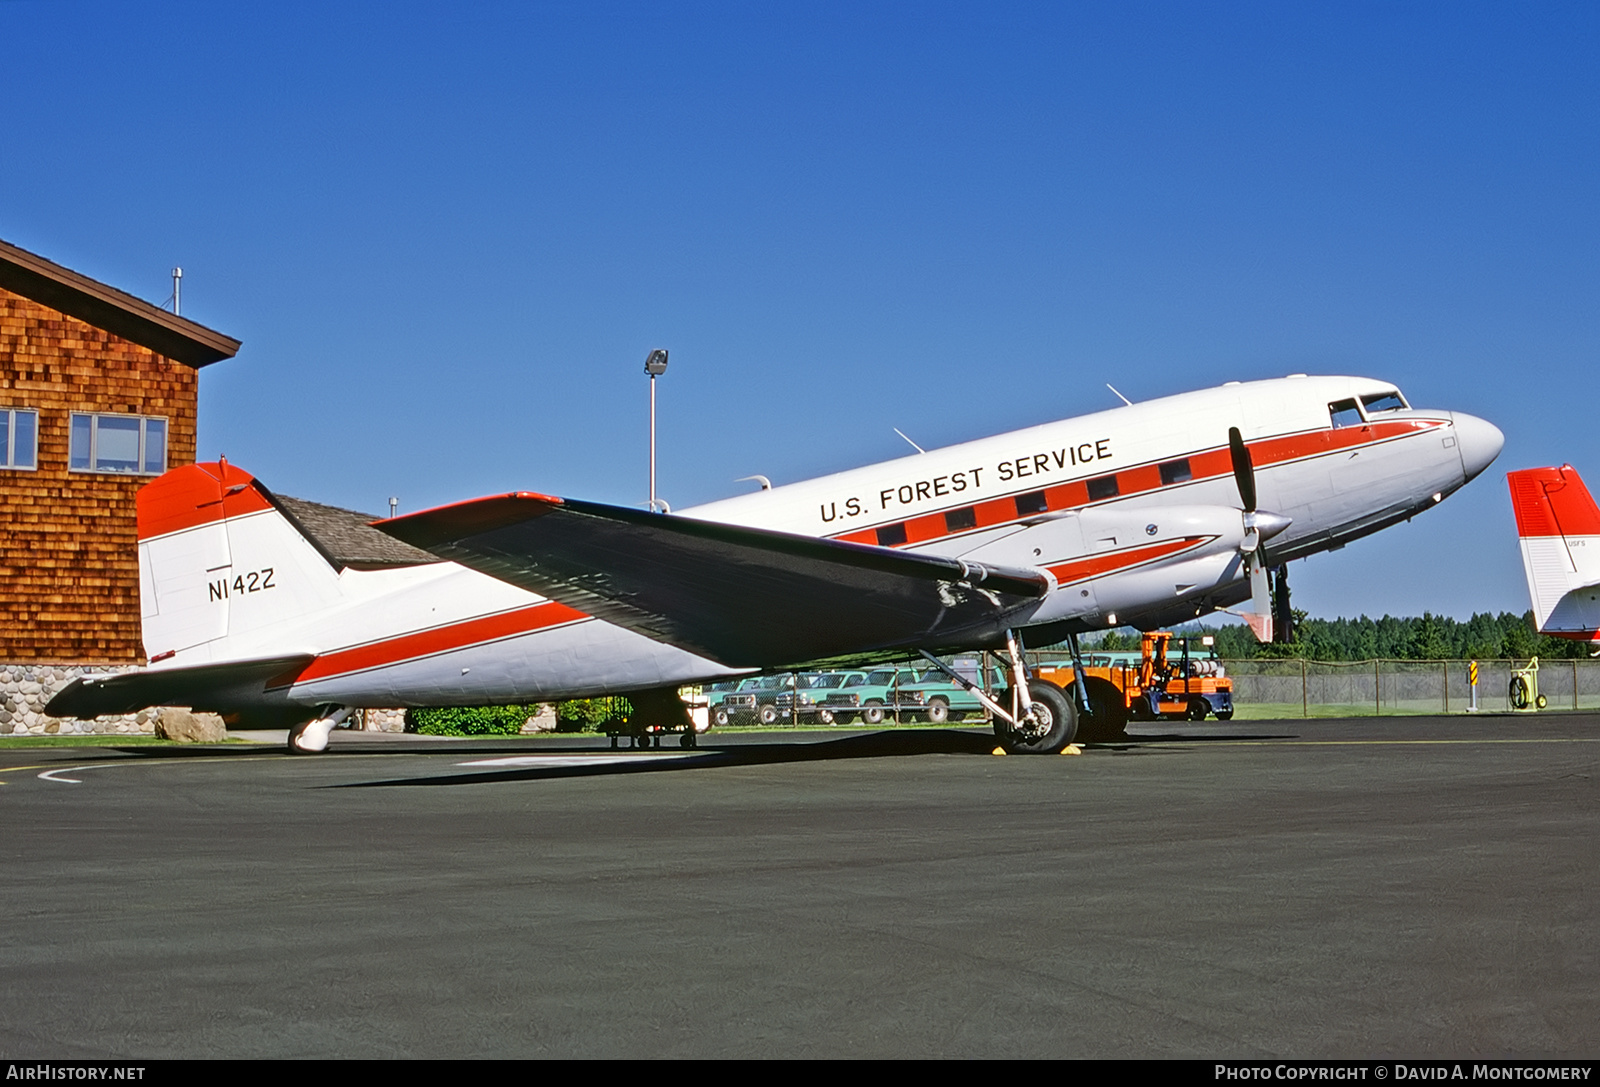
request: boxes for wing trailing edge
[378,493,1050,668]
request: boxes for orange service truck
[1037,632,1235,724]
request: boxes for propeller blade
[1246,553,1274,642]
[1229,426,1257,514]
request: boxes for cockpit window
[1360,391,1407,413]
[1329,399,1363,428]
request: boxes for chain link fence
[1216,657,1600,717]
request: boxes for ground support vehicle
[1509,657,1547,711]
[605,689,710,749]
[1037,632,1234,728]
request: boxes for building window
[1,408,39,470]
[69,413,168,475]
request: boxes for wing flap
[378,494,1049,668]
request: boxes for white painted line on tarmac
[38,765,106,784]
[456,753,704,769]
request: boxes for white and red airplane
[49,374,1503,753]
[1508,464,1600,645]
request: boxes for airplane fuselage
[124,375,1503,715]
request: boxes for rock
[155,709,227,743]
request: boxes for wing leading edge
[378,493,1050,668]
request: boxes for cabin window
[69,413,168,475]
[1014,491,1048,516]
[1158,458,1192,486]
[0,408,38,470]
[1328,399,1363,428]
[944,506,977,533]
[1361,391,1407,413]
[1087,474,1119,501]
[875,522,908,547]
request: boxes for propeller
[1229,427,1278,643]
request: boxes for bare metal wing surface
[46,654,314,719]
[378,492,1050,669]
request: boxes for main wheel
[926,698,950,724]
[1068,676,1130,743]
[861,701,885,725]
[994,680,1076,754]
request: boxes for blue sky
[3,1,1596,621]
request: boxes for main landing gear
[920,628,1095,755]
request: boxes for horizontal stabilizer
[1507,466,1600,640]
[378,493,1049,667]
[46,654,314,718]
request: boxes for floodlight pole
[644,349,669,512]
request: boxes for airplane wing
[377,493,1050,668]
[45,654,315,718]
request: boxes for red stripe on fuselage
[271,600,590,688]
[1045,537,1210,585]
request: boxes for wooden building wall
[0,285,198,664]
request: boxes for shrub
[405,705,542,736]
[555,697,632,733]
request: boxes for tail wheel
[994,680,1076,754]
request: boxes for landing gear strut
[918,628,1080,754]
[288,707,352,754]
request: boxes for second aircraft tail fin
[1507,465,1600,641]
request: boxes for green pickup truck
[816,667,921,724]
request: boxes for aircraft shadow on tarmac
[330,727,1299,789]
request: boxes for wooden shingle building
[0,238,241,666]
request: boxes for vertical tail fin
[1507,465,1600,641]
[138,461,347,662]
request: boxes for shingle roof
[0,237,241,368]
[275,494,442,571]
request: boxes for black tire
[995,680,1076,754]
[1216,709,1234,721]
[679,733,694,749]
[759,705,779,725]
[1069,676,1130,743]
[1509,676,1530,710]
[1188,698,1208,722]
[861,701,885,725]
[927,698,950,724]
[1536,694,1548,710]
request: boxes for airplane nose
[1451,412,1505,482]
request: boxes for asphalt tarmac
[1,714,1596,1059]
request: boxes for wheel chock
[1060,744,1083,756]
[991,746,1008,756]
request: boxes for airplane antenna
[735,475,772,491]
[893,428,926,454]
[1107,384,1133,406]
